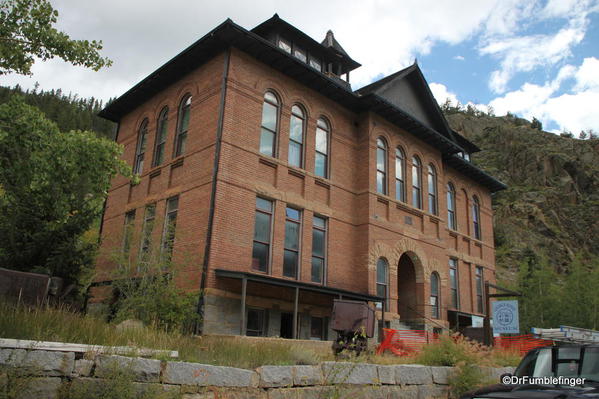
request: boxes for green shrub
[414,334,482,366]
[448,362,493,399]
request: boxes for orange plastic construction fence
[377,329,553,356]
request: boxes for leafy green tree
[0,0,112,75]
[0,96,131,282]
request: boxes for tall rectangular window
[122,210,136,255]
[246,308,267,336]
[153,107,168,167]
[395,148,405,202]
[315,119,329,178]
[259,92,279,157]
[252,198,273,272]
[139,204,156,262]
[449,258,459,309]
[174,95,191,157]
[284,207,301,278]
[412,156,422,209]
[476,266,484,314]
[161,196,179,261]
[310,317,326,340]
[311,216,326,283]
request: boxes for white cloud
[488,57,599,133]
[453,55,465,61]
[429,82,458,105]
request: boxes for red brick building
[93,15,506,340]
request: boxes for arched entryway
[397,253,423,322]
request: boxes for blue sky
[4,0,599,134]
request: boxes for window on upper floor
[395,147,405,202]
[430,272,440,319]
[472,195,481,240]
[293,47,307,62]
[139,204,156,265]
[252,197,273,273]
[174,94,191,157]
[153,106,168,167]
[289,105,305,168]
[122,210,136,255]
[311,216,327,284]
[412,156,422,209]
[376,138,387,195]
[277,37,291,53]
[309,56,322,72]
[476,266,484,314]
[447,183,457,230]
[259,91,279,157]
[427,164,438,215]
[376,257,389,311]
[134,118,149,174]
[449,258,459,309]
[161,196,179,261]
[284,207,301,279]
[315,118,330,178]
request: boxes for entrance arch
[397,253,424,322]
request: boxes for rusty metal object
[0,268,66,305]
[330,299,375,355]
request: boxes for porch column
[292,287,299,339]
[240,276,247,335]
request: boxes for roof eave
[443,154,507,193]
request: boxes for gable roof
[357,62,462,146]
[99,16,503,192]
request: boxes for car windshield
[516,347,599,381]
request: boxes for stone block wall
[0,347,513,399]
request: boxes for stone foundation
[0,346,515,399]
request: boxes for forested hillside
[446,109,599,330]
[0,85,115,138]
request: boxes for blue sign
[492,300,519,334]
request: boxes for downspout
[195,48,231,334]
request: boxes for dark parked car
[461,345,599,398]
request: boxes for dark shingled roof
[321,30,351,59]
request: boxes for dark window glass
[395,147,405,202]
[161,196,178,261]
[259,92,279,157]
[283,207,301,278]
[134,119,149,174]
[473,196,482,240]
[447,183,456,230]
[315,118,329,178]
[289,105,304,168]
[139,204,156,263]
[376,258,388,310]
[246,308,266,336]
[430,272,440,319]
[311,216,326,283]
[174,95,191,157]
[449,258,459,309]
[309,56,321,72]
[153,107,168,167]
[123,210,136,255]
[412,156,422,209]
[252,198,273,272]
[428,164,437,215]
[476,266,484,314]
[376,138,387,195]
[310,317,325,340]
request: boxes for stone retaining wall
[0,348,514,399]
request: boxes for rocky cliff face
[446,113,599,280]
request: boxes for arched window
[376,258,389,310]
[174,94,191,157]
[315,118,329,178]
[133,118,148,174]
[259,91,279,157]
[472,195,481,240]
[412,156,422,209]
[447,183,456,230]
[395,147,405,202]
[376,138,387,195]
[427,164,438,215]
[430,272,440,319]
[152,106,168,167]
[288,105,305,168]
